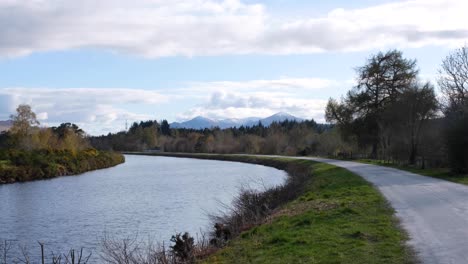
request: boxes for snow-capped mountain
[170,116,218,130]
[259,112,303,126]
[170,112,303,129]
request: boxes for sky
[0,0,467,135]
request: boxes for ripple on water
[0,155,286,263]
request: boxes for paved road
[145,152,468,263]
[295,157,468,264]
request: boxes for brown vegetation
[0,105,124,184]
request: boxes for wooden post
[38,242,44,264]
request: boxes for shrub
[0,149,124,184]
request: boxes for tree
[438,46,468,109]
[52,123,89,152]
[142,126,158,148]
[52,123,85,139]
[438,46,468,172]
[10,104,40,136]
[325,98,352,126]
[326,50,419,158]
[9,104,40,150]
[161,120,171,136]
[388,82,439,164]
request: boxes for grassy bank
[130,153,415,263]
[0,149,125,184]
[358,159,468,185]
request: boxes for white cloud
[36,112,48,121]
[263,0,468,53]
[172,77,337,122]
[0,88,167,134]
[0,0,467,58]
[0,77,334,134]
[177,90,329,122]
[186,78,336,93]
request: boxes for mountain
[170,116,218,130]
[0,120,12,132]
[259,112,303,126]
[170,112,303,129]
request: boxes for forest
[90,119,338,155]
[91,46,468,174]
[0,105,124,183]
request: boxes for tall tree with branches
[326,50,418,158]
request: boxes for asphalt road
[298,157,468,264]
[138,152,468,263]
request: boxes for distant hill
[170,116,218,130]
[0,120,12,132]
[170,112,304,129]
[259,112,303,126]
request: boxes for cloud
[177,90,329,122]
[261,0,468,53]
[0,0,266,57]
[0,77,335,134]
[0,88,167,135]
[172,77,337,122]
[0,0,467,58]
[186,78,336,93]
[36,112,48,121]
[0,94,15,117]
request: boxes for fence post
[38,242,44,264]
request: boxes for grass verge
[130,153,416,264]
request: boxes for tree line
[90,119,342,156]
[326,47,468,173]
[91,46,468,173]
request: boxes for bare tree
[1,240,13,264]
[438,45,468,173]
[438,45,468,110]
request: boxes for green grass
[204,159,415,264]
[358,159,468,185]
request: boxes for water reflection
[0,155,286,262]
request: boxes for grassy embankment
[131,153,415,264]
[357,159,468,185]
[0,149,125,184]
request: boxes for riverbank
[0,149,125,184]
[128,153,416,263]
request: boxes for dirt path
[298,157,468,264]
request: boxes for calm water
[0,155,286,262]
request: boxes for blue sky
[0,0,466,135]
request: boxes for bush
[170,232,195,262]
[192,156,312,248]
[0,149,125,184]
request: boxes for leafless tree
[438,46,468,173]
[1,240,13,264]
[438,45,468,109]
